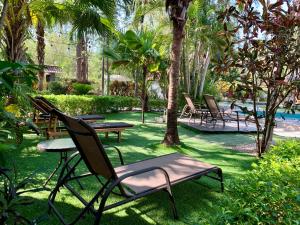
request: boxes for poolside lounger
[48,109,223,224]
[31,97,132,141]
[180,93,208,124]
[34,96,105,121]
[203,94,241,131]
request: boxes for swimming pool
[275,112,300,120]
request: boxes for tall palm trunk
[76,37,88,82]
[198,50,210,98]
[163,21,185,145]
[101,56,105,95]
[106,57,110,95]
[163,0,191,145]
[36,20,45,91]
[141,65,148,123]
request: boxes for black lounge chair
[48,109,224,224]
[34,96,105,121]
[180,93,208,123]
[33,98,133,141]
[203,94,241,131]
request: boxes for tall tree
[104,29,165,123]
[217,0,300,156]
[163,0,192,145]
[31,0,65,90]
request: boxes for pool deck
[178,117,300,138]
[274,120,300,138]
[178,118,257,133]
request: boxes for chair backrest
[203,95,222,119]
[28,95,49,114]
[34,98,54,114]
[183,93,196,111]
[52,109,116,179]
[35,96,58,110]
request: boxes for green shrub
[215,140,300,225]
[72,83,93,95]
[48,81,68,95]
[42,95,166,115]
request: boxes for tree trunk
[36,20,45,91]
[134,68,138,97]
[198,50,210,98]
[76,37,88,82]
[141,65,147,123]
[106,57,110,95]
[182,36,189,93]
[101,56,105,95]
[162,20,185,145]
[191,41,201,96]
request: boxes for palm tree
[0,0,8,32]
[1,0,31,62]
[163,0,192,145]
[104,29,165,123]
[63,0,116,83]
[30,0,66,90]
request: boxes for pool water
[276,112,300,120]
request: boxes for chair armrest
[103,145,124,165]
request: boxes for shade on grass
[3,112,257,224]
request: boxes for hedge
[215,140,300,225]
[42,95,166,115]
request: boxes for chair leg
[217,168,224,192]
[164,189,179,219]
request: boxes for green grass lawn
[3,112,258,224]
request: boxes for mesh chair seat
[115,153,218,194]
[75,114,105,120]
[91,122,134,129]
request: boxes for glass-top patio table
[37,138,80,188]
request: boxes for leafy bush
[72,82,93,95]
[215,140,300,225]
[110,80,135,96]
[0,168,36,224]
[48,81,68,95]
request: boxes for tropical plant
[1,0,32,62]
[0,61,39,145]
[215,140,300,224]
[163,0,192,145]
[217,0,300,156]
[72,82,92,95]
[62,0,118,83]
[0,167,37,224]
[183,0,227,99]
[47,81,68,95]
[30,0,66,91]
[104,29,166,123]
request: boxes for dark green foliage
[71,82,92,95]
[0,61,39,147]
[216,140,300,225]
[47,81,68,95]
[0,168,36,225]
[42,95,166,114]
